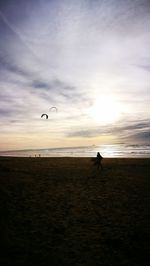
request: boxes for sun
[88,94,122,124]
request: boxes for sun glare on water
[88,95,122,124]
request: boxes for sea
[0,144,150,158]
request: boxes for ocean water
[0,144,150,158]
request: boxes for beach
[0,157,150,266]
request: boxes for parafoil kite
[41,113,48,119]
[50,106,57,112]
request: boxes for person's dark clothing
[96,152,103,169]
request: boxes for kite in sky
[41,113,48,119]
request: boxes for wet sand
[0,157,150,266]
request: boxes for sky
[0,0,150,151]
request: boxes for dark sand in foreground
[0,157,150,266]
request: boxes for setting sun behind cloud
[88,94,123,124]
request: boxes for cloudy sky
[0,0,150,151]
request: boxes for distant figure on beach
[96,152,103,170]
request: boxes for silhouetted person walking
[96,152,103,170]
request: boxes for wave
[0,144,150,158]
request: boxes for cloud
[67,127,101,138]
[0,8,38,60]
[0,0,150,149]
[0,108,13,117]
[112,119,150,144]
[66,118,150,144]
[124,131,150,144]
[31,80,50,90]
[137,64,150,72]
[0,56,31,78]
